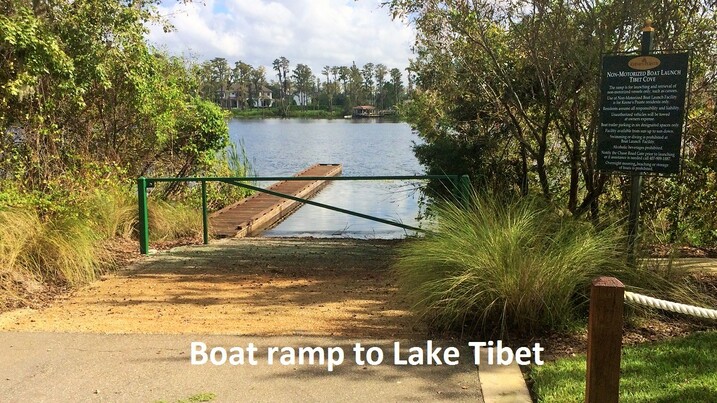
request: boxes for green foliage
[531,331,717,402]
[197,55,406,114]
[175,97,230,168]
[641,162,717,246]
[200,142,254,210]
[394,191,701,336]
[389,0,717,244]
[231,108,348,120]
[0,0,254,308]
[231,108,281,119]
[1,0,232,189]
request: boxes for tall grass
[0,209,105,291]
[0,184,206,309]
[0,210,43,275]
[147,199,202,240]
[87,186,203,241]
[30,215,108,285]
[86,188,137,239]
[394,191,699,336]
[0,210,44,305]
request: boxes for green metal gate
[136,174,470,254]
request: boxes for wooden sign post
[585,276,625,403]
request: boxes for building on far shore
[352,105,376,117]
[215,85,273,109]
[252,86,273,108]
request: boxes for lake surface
[228,118,425,238]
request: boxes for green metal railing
[136,174,471,254]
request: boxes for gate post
[586,276,624,403]
[201,180,209,245]
[137,177,149,255]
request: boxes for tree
[374,63,388,109]
[291,63,313,109]
[272,56,291,116]
[231,61,252,109]
[0,0,231,200]
[347,63,363,108]
[389,0,717,224]
[248,66,267,107]
[361,63,375,104]
[388,67,404,108]
[322,65,334,111]
[208,57,231,107]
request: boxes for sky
[145,0,415,80]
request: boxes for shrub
[394,191,700,336]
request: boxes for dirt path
[0,238,425,338]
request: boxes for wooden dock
[209,163,342,238]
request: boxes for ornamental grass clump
[0,209,106,289]
[395,192,637,336]
[148,199,203,240]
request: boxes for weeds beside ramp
[0,238,483,402]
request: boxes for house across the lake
[253,86,273,108]
[216,85,273,109]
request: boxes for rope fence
[624,291,717,320]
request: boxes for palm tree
[272,57,290,116]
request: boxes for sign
[597,52,689,174]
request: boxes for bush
[394,191,700,336]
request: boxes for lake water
[228,118,425,238]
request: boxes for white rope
[624,291,717,320]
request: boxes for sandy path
[0,238,424,338]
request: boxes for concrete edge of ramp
[478,349,533,403]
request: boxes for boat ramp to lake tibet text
[190,340,544,372]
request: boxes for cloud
[146,0,415,77]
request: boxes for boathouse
[352,105,376,117]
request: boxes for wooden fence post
[586,276,625,403]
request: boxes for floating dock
[209,163,342,238]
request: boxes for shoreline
[230,109,402,121]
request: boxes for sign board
[597,52,689,174]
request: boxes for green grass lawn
[530,331,717,402]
